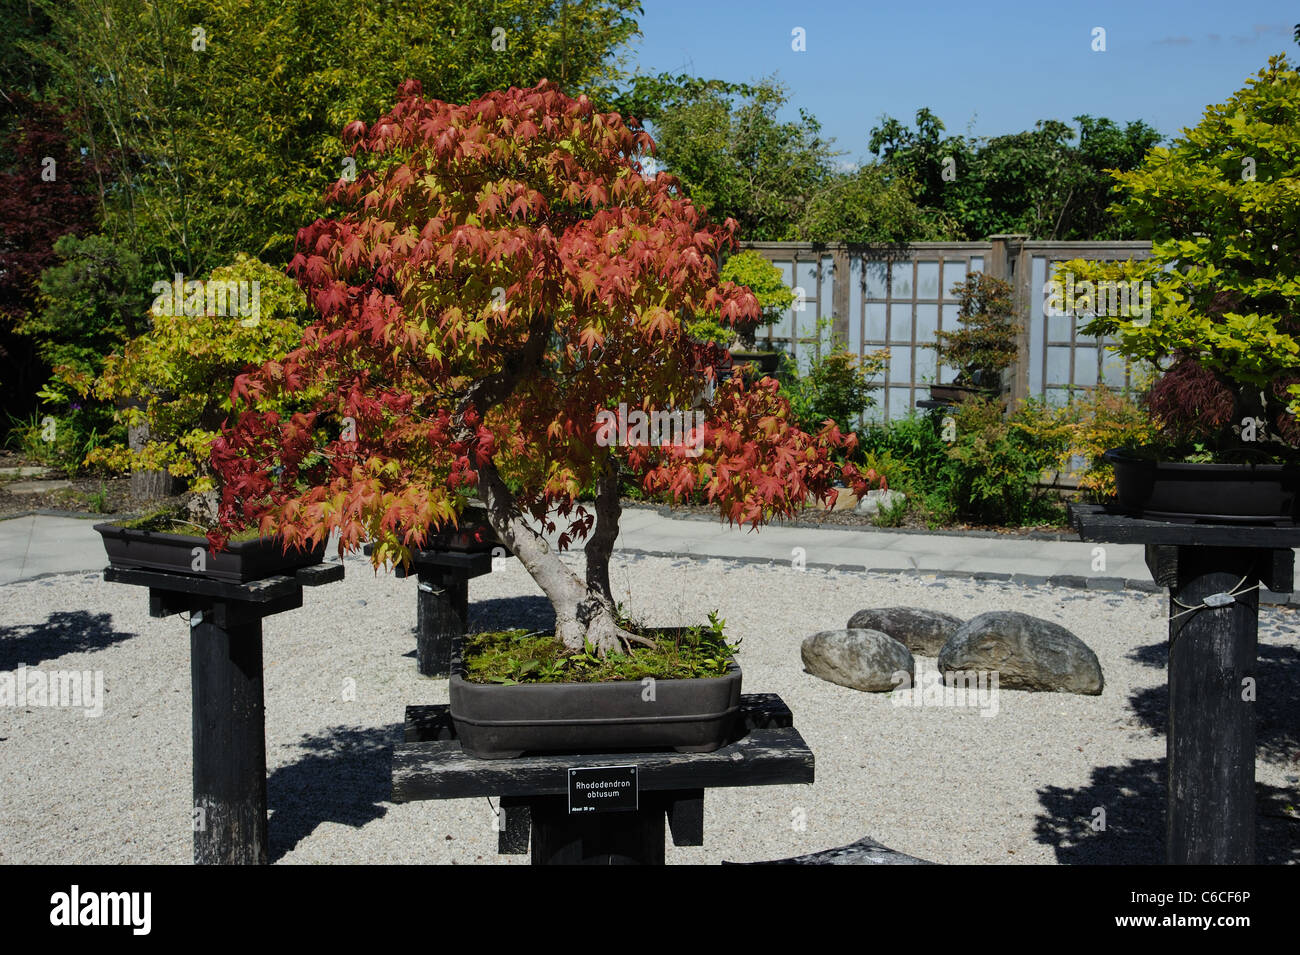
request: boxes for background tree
[0,96,99,423]
[651,78,939,243]
[869,109,1161,239]
[650,78,838,240]
[31,0,645,273]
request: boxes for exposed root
[561,610,659,657]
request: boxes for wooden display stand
[104,560,343,864]
[1069,503,1300,864]
[391,693,813,865]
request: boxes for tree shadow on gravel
[467,595,555,634]
[267,724,398,863]
[1034,757,1299,863]
[1126,641,1300,766]
[0,610,135,670]
[1125,640,1166,669]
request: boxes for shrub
[1054,384,1159,501]
[776,327,887,437]
[857,409,951,480]
[5,409,119,476]
[942,397,1067,525]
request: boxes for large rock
[938,611,1103,695]
[847,606,963,656]
[801,629,913,693]
[855,488,906,517]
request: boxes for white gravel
[1,553,1297,865]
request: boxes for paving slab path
[0,508,1141,584]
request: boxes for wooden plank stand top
[392,693,812,802]
[1068,502,1300,548]
[393,693,812,864]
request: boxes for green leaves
[1061,55,1300,438]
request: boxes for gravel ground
[2,553,1297,865]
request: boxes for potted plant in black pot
[704,250,795,376]
[1057,55,1300,523]
[927,272,1019,406]
[90,255,327,579]
[208,81,884,758]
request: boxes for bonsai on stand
[209,80,882,762]
[709,250,796,375]
[1065,55,1300,863]
[926,272,1019,407]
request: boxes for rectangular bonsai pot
[95,523,327,582]
[427,502,500,553]
[1104,449,1300,523]
[449,637,742,759]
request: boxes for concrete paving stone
[1009,573,1050,587]
[1085,577,1126,591]
[1124,579,1162,593]
[5,480,73,494]
[1048,574,1089,589]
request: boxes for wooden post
[1166,545,1258,864]
[106,561,342,865]
[190,606,268,865]
[529,796,666,865]
[415,568,466,678]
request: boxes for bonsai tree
[211,81,880,654]
[718,250,794,349]
[68,254,311,516]
[683,250,794,351]
[1059,55,1300,458]
[930,272,1019,390]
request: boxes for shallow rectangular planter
[927,383,998,405]
[1104,449,1300,523]
[427,503,500,553]
[728,350,783,375]
[95,522,326,582]
[449,633,742,759]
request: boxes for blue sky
[620,1,1297,159]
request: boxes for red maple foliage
[212,81,881,652]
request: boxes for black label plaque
[567,765,638,814]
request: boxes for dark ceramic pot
[449,629,742,759]
[1104,448,1300,523]
[96,522,326,582]
[728,350,783,375]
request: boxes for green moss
[114,508,264,541]
[463,612,739,685]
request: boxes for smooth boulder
[938,611,1103,695]
[801,629,913,693]
[855,489,906,517]
[847,606,963,657]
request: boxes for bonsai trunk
[127,417,179,501]
[475,458,649,656]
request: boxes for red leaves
[212,80,855,556]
